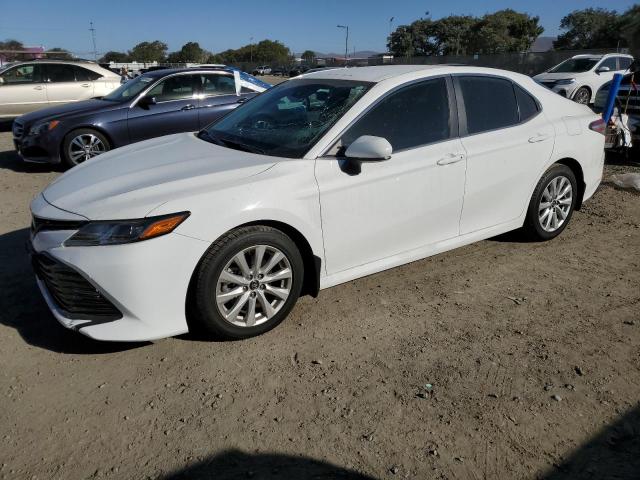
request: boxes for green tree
[128,41,168,62]
[470,9,544,54]
[621,6,640,60]
[166,42,209,63]
[99,51,130,63]
[554,8,624,49]
[301,50,316,64]
[47,47,73,60]
[0,39,25,60]
[216,39,291,64]
[387,25,415,57]
[433,16,476,55]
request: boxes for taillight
[589,118,607,135]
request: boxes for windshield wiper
[197,129,226,147]
[217,138,265,155]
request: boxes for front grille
[31,216,87,236]
[32,253,122,320]
[12,120,24,139]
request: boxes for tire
[62,128,110,169]
[191,226,304,339]
[522,164,578,241]
[573,87,591,105]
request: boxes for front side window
[549,58,599,73]
[599,57,617,71]
[146,74,197,102]
[459,76,519,135]
[201,74,236,96]
[203,79,371,158]
[340,77,450,151]
[102,75,155,102]
[45,64,76,83]
[619,57,633,70]
[0,64,42,84]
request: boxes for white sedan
[30,65,606,341]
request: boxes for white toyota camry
[30,65,606,342]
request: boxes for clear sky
[1,0,637,56]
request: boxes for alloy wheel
[573,89,590,105]
[215,245,293,327]
[68,134,107,164]
[538,176,573,233]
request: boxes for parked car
[270,67,286,76]
[253,65,272,75]
[0,60,120,119]
[13,68,270,168]
[29,65,605,342]
[289,65,309,77]
[534,53,634,104]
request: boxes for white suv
[534,53,634,104]
[0,60,121,119]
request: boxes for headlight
[64,212,190,247]
[29,120,60,136]
[555,78,576,86]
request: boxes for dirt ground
[0,128,639,480]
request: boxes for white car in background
[0,60,120,119]
[534,53,634,104]
[30,65,605,342]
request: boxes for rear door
[127,73,200,143]
[0,64,47,117]
[43,63,94,104]
[196,73,245,128]
[456,75,554,234]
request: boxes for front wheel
[191,226,304,339]
[573,87,591,105]
[522,164,577,241]
[62,128,110,169]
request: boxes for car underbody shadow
[0,227,149,354]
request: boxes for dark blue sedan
[12,67,271,168]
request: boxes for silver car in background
[0,60,121,119]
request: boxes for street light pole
[337,25,349,66]
[250,36,254,63]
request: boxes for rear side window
[342,77,450,151]
[74,66,101,81]
[619,57,633,70]
[459,76,518,135]
[514,85,539,122]
[45,64,76,83]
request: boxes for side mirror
[344,135,392,161]
[0,77,4,85]
[596,66,611,74]
[138,95,157,107]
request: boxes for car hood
[41,133,278,220]
[534,72,590,81]
[18,99,123,125]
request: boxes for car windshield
[549,58,599,73]
[101,75,156,101]
[201,79,371,158]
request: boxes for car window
[74,66,101,81]
[201,74,236,96]
[0,64,42,84]
[459,76,519,135]
[146,74,197,102]
[599,58,617,71]
[514,85,539,123]
[549,58,598,73]
[45,64,76,83]
[241,86,257,93]
[341,77,450,151]
[618,57,633,70]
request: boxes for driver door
[127,73,200,144]
[315,77,467,275]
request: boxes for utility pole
[250,36,254,63]
[89,21,97,60]
[337,25,349,66]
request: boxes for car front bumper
[30,204,211,342]
[14,132,61,164]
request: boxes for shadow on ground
[159,450,377,480]
[0,139,61,173]
[0,227,148,354]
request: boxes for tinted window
[618,57,633,70]
[201,74,236,95]
[550,58,598,73]
[342,78,450,151]
[0,64,42,84]
[45,64,76,82]
[147,75,196,102]
[74,66,101,81]
[459,76,518,135]
[514,85,539,122]
[599,58,617,71]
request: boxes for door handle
[181,104,196,111]
[437,153,465,166]
[33,85,44,90]
[528,133,550,143]
[236,97,247,104]
[80,83,91,88]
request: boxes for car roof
[143,67,232,78]
[572,53,633,59]
[299,65,463,82]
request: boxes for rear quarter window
[458,76,519,135]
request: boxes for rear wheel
[573,87,591,105]
[191,226,304,339]
[62,128,110,169]
[523,164,577,241]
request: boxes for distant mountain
[529,37,556,53]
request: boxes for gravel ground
[0,129,639,480]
